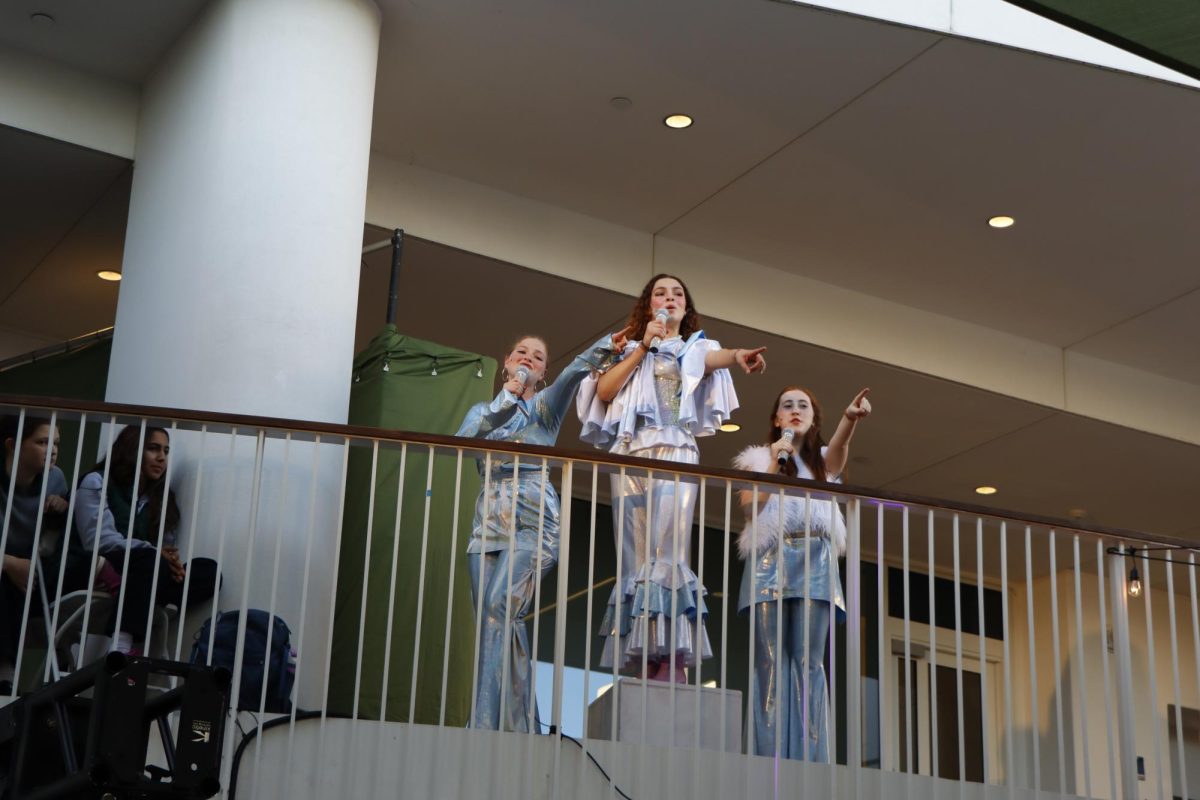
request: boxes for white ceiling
[0,0,208,84]
[371,0,1200,383]
[0,0,1197,542]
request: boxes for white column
[108,0,381,423]
[102,0,381,715]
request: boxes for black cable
[229,713,634,800]
[539,720,635,800]
[228,709,328,800]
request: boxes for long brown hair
[626,273,700,343]
[87,426,181,535]
[767,386,828,482]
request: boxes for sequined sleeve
[456,390,520,439]
[538,334,616,431]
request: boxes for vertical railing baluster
[139,419,177,661]
[470,451,492,727]
[975,518,990,786]
[407,446,437,725]
[46,411,89,683]
[379,441,407,724]
[927,509,938,779]
[1140,551,1165,800]
[1071,534,1092,800]
[78,417,117,667]
[250,432,292,800]
[283,434,323,796]
[173,424,208,662]
[1165,551,1187,800]
[1000,522,1015,800]
[579,462,599,799]
[315,437,352,785]
[902,506,913,777]
[1024,525,1040,793]
[846,498,863,792]
[692,476,706,796]
[1049,531,1067,794]
[550,459,573,798]
[829,490,838,778]
[110,420,148,654]
[1190,554,1200,800]
[877,502,888,775]
[952,513,965,792]
[745,483,758,800]
[1095,540,1118,800]
[719,479,731,759]
[0,409,26,689]
[203,427,239,666]
[774,487,785,767]
[437,446,459,727]
[13,411,58,686]
[219,429,266,799]
[1109,545,1138,800]
[352,440,380,720]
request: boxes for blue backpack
[191,609,296,713]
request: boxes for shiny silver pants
[601,448,711,670]
[468,548,553,732]
[749,598,831,760]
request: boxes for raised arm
[540,334,619,428]
[704,346,767,376]
[825,388,871,479]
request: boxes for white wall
[364,154,1200,447]
[0,44,139,159]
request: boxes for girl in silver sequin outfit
[457,334,618,731]
[578,274,767,682]
[733,385,871,760]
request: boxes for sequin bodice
[652,353,682,425]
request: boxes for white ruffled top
[576,332,739,453]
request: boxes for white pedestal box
[586,678,742,752]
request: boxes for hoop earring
[536,377,548,391]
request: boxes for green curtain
[328,325,495,725]
[0,337,111,483]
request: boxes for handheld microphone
[777,428,795,466]
[514,366,530,388]
[648,307,670,353]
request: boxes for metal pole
[386,228,404,325]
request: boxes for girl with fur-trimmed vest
[732,385,871,761]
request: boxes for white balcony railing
[0,396,1196,800]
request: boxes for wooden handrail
[1,392,1194,550]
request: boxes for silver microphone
[777,428,795,466]
[648,307,670,353]
[513,366,530,388]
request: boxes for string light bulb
[1128,565,1142,597]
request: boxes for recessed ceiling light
[988,215,1015,228]
[975,486,997,496]
[97,270,122,282]
[663,114,693,129]
[30,12,55,24]
[719,422,740,433]
[609,96,632,111]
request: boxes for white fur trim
[732,445,846,559]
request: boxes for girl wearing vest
[733,385,871,760]
[74,425,219,655]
